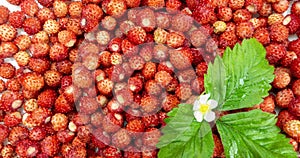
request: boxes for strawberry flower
[193,93,218,122]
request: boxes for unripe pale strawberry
[23,99,38,113]
[14,35,31,51]
[68,1,83,18]
[0,42,18,58]
[283,120,300,142]
[0,24,17,42]
[44,19,60,35]
[53,0,68,18]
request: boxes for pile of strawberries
[0,0,300,157]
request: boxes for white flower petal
[204,111,216,122]
[194,111,203,122]
[193,100,200,111]
[199,94,210,104]
[207,100,218,109]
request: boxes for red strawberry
[78,96,99,114]
[37,0,54,7]
[37,8,56,24]
[4,112,21,127]
[258,1,272,16]
[37,89,57,108]
[8,126,28,145]
[155,71,173,87]
[228,0,245,10]
[28,58,50,74]
[102,113,123,133]
[269,24,289,43]
[219,31,238,49]
[129,56,145,70]
[20,72,44,92]
[126,119,145,137]
[162,94,180,112]
[257,95,275,113]
[54,95,73,113]
[15,139,39,157]
[171,14,193,32]
[292,79,300,96]
[82,4,103,21]
[272,67,291,89]
[127,27,147,45]
[253,27,270,46]
[8,11,25,29]
[112,129,131,149]
[6,0,22,5]
[29,127,46,141]
[145,80,162,96]
[175,83,192,101]
[121,39,138,58]
[97,78,114,96]
[266,43,286,65]
[128,76,143,93]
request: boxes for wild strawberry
[283,120,300,142]
[272,67,290,89]
[283,14,300,34]
[14,35,31,51]
[0,124,10,142]
[28,58,50,74]
[0,79,5,93]
[255,95,275,113]
[23,18,42,35]
[272,0,289,13]
[41,136,60,157]
[292,80,300,97]
[268,13,284,26]
[291,1,300,16]
[91,128,111,149]
[219,31,238,49]
[127,27,147,45]
[143,128,161,148]
[171,14,193,33]
[155,12,171,29]
[169,48,193,70]
[36,0,54,7]
[51,113,68,132]
[126,119,145,136]
[29,43,49,59]
[65,145,87,158]
[175,83,192,101]
[112,129,131,149]
[72,64,94,88]
[217,6,232,22]
[236,22,254,39]
[128,76,143,93]
[233,9,252,23]
[145,80,162,96]
[53,0,68,18]
[244,0,263,13]
[141,148,158,158]
[213,21,227,34]
[192,77,204,94]
[37,89,57,109]
[258,1,272,17]
[280,51,297,67]
[290,59,300,78]
[68,1,83,18]
[44,70,62,87]
[50,42,69,62]
[129,56,146,70]
[122,39,139,58]
[0,90,23,112]
[269,24,289,43]
[154,71,173,87]
[97,78,114,96]
[266,43,286,65]
[253,27,270,46]
[192,4,216,25]
[82,4,103,21]
[101,16,117,31]
[36,8,55,25]
[66,18,83,35]
[104,0,127,17]
[103,146,122,157]
[288,97,300,117]
[145,0,165,9]
[0,63,15,79]
[102,112,123,133]
[43,19,60,35]
[58,30,76,47]
[4,111,22,127]
[288,39,300,56]
[276,89,294,109]
[20,0,39,16]
[22,90,39,100]
[6,0,22,5]
[78,96,99,114]
[0,24,17,42]
[29,127,47,141]
[15,139,39,157]
[20,72,44,92]
[0,42,18,58]
[153,28,168,44]
[142,62,157,80]
[162,94,180,112]
[228,0,245,10]
[8,11,25,29]
[95,30,110,46]
[1,144,14,158]
[166,31,185,48]
[23,99,38,113]
[8,126,28,145]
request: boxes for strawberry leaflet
[221,38,274,111]
[216,110,297,158]
[156,104,214,158]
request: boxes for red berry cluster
[0,0,299,157]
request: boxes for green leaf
[221,38,274,111]
[157,104,214,158]
[216,110,297,158]
[204,55,226,106]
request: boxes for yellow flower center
[199,104,209,113]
